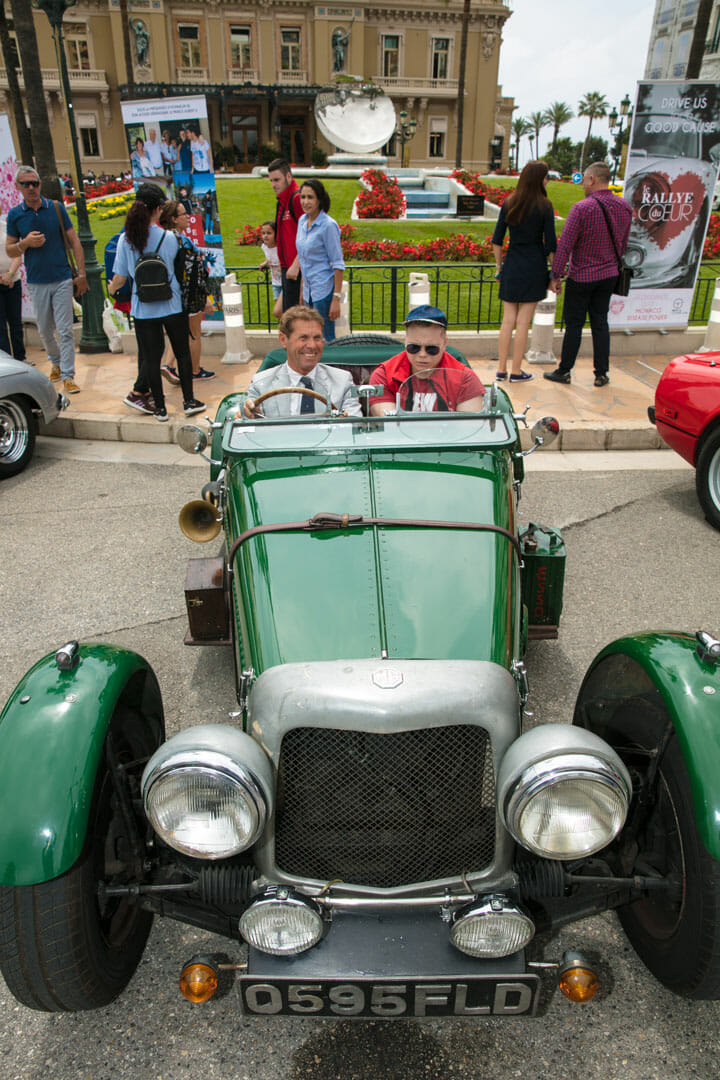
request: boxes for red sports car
[650,351,720,529]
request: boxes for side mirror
[516,416,560,458]
[177,425,208,455]
[531,416,559,448]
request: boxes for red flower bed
[704,214,720,259]
[355,169,406,219]
[64,179,133,204]
[236,220,497,262]
[451,169,513,208]
[236,224,263,245]
[342,232,496,263]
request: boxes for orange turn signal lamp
[558,950,599,1003]
[179,956,220,1003]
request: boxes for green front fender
[574,632,720,860]
[0,644,163,886]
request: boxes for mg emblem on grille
[372,667,404,689]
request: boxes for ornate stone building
[2,1,514,174]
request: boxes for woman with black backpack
[107,183,204,421]
[157,200,215,385]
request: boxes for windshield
[391,367,487,414]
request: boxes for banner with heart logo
[609,81,720,331]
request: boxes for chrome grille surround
[249,659,520,897]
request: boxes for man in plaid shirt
[544,162,632,387]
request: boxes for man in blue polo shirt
[6,165,88,393]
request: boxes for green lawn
[71,177,720,329]
[71,176,588,271]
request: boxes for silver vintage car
[0,353,68,478]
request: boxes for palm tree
[0,6,33,164]
[578,91,609,172]
[512,116,532,170]
[542,101,574,154]
[528,111,547,159]
[9,0,60,197]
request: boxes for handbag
[594,197,633,297]
[54,200,82,295]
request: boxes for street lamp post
[32,0,108,351]
[395,110,417,168]
[608,93,632,183]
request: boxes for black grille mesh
[274,725,496,888]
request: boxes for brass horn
[179,499,222,542]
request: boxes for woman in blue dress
[491,160,556,382]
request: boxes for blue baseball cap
[405,305,447,329]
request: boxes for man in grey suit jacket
[244,305,361,418]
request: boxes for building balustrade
[374,76,459,96]
[176,66,209,83]
[0,66,109,91]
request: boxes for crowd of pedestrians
[3,155,633,416]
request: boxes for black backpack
[134,233,173,302]
[173,236,209,314]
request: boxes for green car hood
[225,449,519,672]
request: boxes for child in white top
[259,221,282,300]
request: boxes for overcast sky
[497,0,657,165]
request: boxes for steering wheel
[239,385,330,418]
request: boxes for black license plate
[238,974,539,1017]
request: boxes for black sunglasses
[406,343,441,356]
[19,180,40,188]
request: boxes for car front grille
[274,724,496,889]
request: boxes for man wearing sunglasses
[6,165,88,394]
[369,305,485,416]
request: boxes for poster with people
[609,81,720,330]
[120,95,224,320]
[0,113,33,320]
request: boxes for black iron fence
[227,261,720,332]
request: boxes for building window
[178,24,202,68]
[77,113,100,158]
[281,27,301,71]
[382,34,399,77]
[431,38,449,79]
[429,117,447,159]
[673,30,691,76]
[649,37,665,78]
[429,133,444,157]
[64,21,91,71]
[230,25,252,69]
[658,0,674,24]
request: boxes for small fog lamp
[239,887,325,956]
[558,951,599,1003]
[179,956,219,1003]
[450,896,534,959]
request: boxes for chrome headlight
[451,896,534,959]
[497,725,631,859]
[239,888,325,956]
[142,724,274,859]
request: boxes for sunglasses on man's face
[406,343,441,356]
[19,180,40,188]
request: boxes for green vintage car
[1,350,720,1017]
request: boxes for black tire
[696,424,720,530]
[0,395,35,479]
[613,708,720,999]
[0,711,155,1011]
